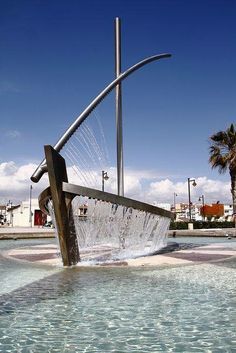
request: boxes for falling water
[46,200,61,259]
[62,113,110,190]
[71,196,170,263]
[47,112,171,264]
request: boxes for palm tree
[209,123,236,214]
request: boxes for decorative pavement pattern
[4,242,236,267]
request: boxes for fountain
[37,145,173,266]
[1,17,235,353]
[31,18,173,266]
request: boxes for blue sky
[0,0,235,204]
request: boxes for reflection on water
[0,239,235,353]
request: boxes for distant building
[200,203,224,220]
[223,204,233,220]
[174,203,189,221]
[0,205,7,225]
[6,199,49,227]
[153,202,171,211]
[172,202,234,222]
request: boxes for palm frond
[209,123,236,174]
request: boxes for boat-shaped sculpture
[31,19,173,266]
[38,146,173,266]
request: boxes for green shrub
[170,221,235,230]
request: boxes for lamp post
[187,178,197,221]
[173,192,178,212]
[102,171,109,192]
[29,185,33,227]
[7,200,13,227]
[198,194,205,220]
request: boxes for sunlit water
[48,198,170,263]
[72,197,170,261]
[0,238,236,353]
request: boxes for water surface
[0,239,235,353]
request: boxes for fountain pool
[0,238,236,353]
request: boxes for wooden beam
[44,145,80,266]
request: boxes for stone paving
[4,241,236,268]
[1,226,235,239]
[0,226,54,239]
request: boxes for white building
[0,205,7,225]
[153,202,171,211]
[6,199,49,227]
[173,202,234,222]
[223,204,233,221]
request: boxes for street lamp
[173,192,178,212]
[7,200,13,227]
[187,178,197,221]
[102,171,109,192]
[29,185,33,227]
[198,194,205,220]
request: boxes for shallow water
[172,235,236,245]
[0,239,235,353]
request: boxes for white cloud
[146,177,231,205]
[0,161,17,176]
[0,162,48,204]
[67,166,231,205]
[5,130,21,139]
[67,166,143,198]
[0,161,232,207]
